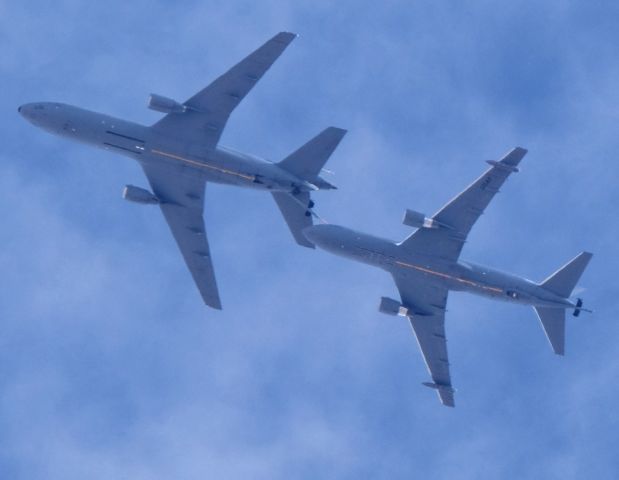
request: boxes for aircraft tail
[533,251,593,355]
[539,252,593,298]
[278,127,346,186]
[273,127,346,248]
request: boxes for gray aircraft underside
[19,32,347,310]
[19,31,593,408]
[304,147,593,407]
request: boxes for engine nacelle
[122,185,159,204]
[402,209,441,229]
[379,297,409,317]
[148,93,186,114]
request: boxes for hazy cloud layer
[2,1,618,479]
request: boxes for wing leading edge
[399,147,527,262]
[152,32,297,148]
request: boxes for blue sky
[2,1,619,478]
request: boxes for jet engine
[122,185,159,204]
[147,94,186,114]
[379,297,409,317]
[402,209,443,229]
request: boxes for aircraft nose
[18,103,44,124]
[18,103,33,119]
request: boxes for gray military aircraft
[304,147,592,407]
[19,32,346,309]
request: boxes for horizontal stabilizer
[534,307,565,355]
[540,252,593,298]
[278,127,347,181]
[271,191,315,248]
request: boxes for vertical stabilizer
[539,252,593,298]
[533,307,565,355]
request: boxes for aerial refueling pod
[122,185,159,204]
[402,209,447,229]
[148,94,186,114]
[379,297,409,317]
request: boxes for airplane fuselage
[304,224,575,310]
[19,102,315,193]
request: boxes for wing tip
[276,31,298,44]
[205,297,223,310]
[502,146,528,165]
[439,392,456,408]
[326,126,348,138]
[423,381,456,407]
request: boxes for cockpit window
[34,104,45,110]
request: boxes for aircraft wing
[141,163,222,309]
[392,271,455,407]
[152,31,297,147]
[399,147,527,261]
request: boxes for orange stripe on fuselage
[394,260,503,294]
[151,149,255,181]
